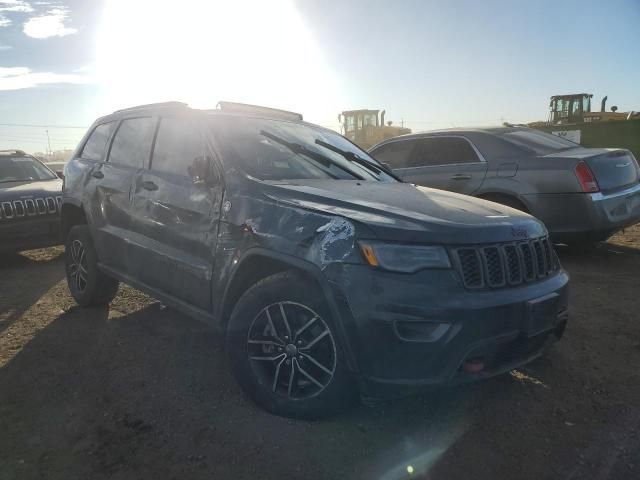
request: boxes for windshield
[0,156,57,183]
[208,116,397,182]
[500,129,579,155]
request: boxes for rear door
[397,136,488,194]
[131,115,223,310]
[85,117,156,275]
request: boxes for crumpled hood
[260,179,546,244]
[0,179,62,202]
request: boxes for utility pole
[46,130,52,156]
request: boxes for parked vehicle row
[59,102,569,418]
[369,128,640,247]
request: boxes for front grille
[0,196,61,221]
[453,236,559,290]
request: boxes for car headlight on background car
[359,241,451,273]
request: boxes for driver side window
[152,117,217,182]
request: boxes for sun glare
[96,0,342,126]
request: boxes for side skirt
[98,263,220,330]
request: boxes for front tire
[65,225,119,307]
[226,271,357,419]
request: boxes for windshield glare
[0,157,57,183]
[209,116,397,182]
[501,129,579,155]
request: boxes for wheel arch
[218,248,359,373]
[476,191,530,213]
[60,202,88,238]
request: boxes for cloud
[0,1,34,13]
[0,66,90,90]
[23,7,76,38]
[0,43,11,50]
[0,1,34,27]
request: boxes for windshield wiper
[314,139,400,180]
[260,131,364,180]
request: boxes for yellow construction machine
[338,109,411,150]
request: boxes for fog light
[395,321,449,342]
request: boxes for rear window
[500,129,578,155]
[370,140,418,168]
[81,122,117,161]
[108,117,156,168]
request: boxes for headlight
[358,241,451,273]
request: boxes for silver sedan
[369,127,640,246]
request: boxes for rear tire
[65,225,119,307]
[226,271,357,419]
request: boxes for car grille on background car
[0,196,61,221]
[452,236,558,289]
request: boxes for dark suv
[1,150,62,252]
[62,102,569,418]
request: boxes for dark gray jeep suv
[62,102,569,418]
[1,150,62,252]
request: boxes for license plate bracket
[525,293,559,337]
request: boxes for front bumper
[0,216,61,252]
[325,263,569,398]
[524,182,640,241]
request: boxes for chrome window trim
[376,134,488,170]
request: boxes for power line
[0,122,88,129]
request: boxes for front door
[131,115,223,310]
[398,136,487,195]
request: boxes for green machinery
[530,93,640,159]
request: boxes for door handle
[451,174,472,180]
[141,180,159,191]
[91,170,104,179]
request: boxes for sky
[1,0,639,154]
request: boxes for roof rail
[0,149,27,155]
[216,101,303,121]
[114,101,188,113]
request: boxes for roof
[384,125,527,140]
[96,101,304,124]
[0,149,28,156]
[550,93,593,99]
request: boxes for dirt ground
[1,226,639,480]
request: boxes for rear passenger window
[108,117,156,168]
[370,140,418,168]
[151,117,207,177]
[81,122,116,161]
[412,137,481,167]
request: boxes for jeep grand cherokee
[61,101,569,418]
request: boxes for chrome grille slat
[0,196,59,221]
[454,236,558,290]
[13,200,26,217]
[36,198,47,214]
[25,199,36,216]
[2,201,13,219]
